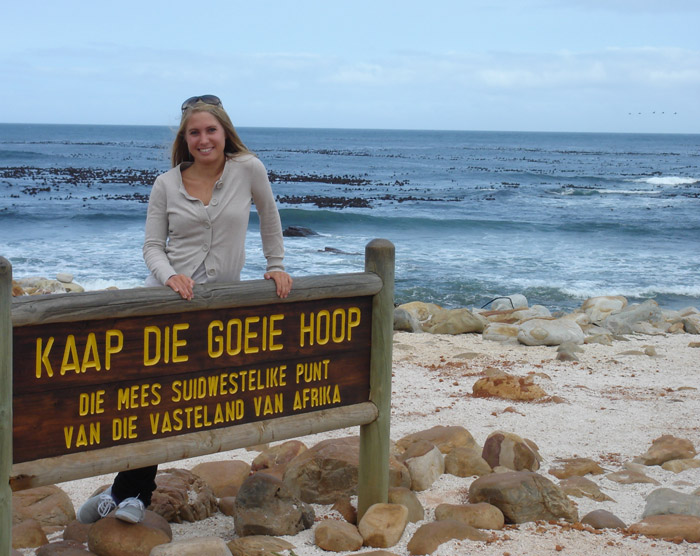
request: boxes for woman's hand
[165,274,196,300]
[264,271,293,299]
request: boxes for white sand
[24,331,700,555]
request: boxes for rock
[636,434,697,466]
[331,496,357,524]
[512,305,552,322]
[17,277,67,295]
[482,323,520,342]
[434,502,505,530]
[227,535,296,556]
[12,280,26,296]
[11,518,48,548]
[444,445,492,477]
[36,540,93,555]
[233,473,314,537]
[603,299,664,335]
[12,485,76,527]
[491,294,528,311]
[548,457,604,479]
[605,468,660,485]
[315,519,363,552]
[348,552,399,556]
[358,503,408,548]
[218,497,235,517]
[425,308,487,335]
[190,460,251,498]
[394,308,422,332]
[581,509,627,530]
[283,225,318,237]
[581,296,627,324]
[642,487,700,518]
[559,476,614,502]
[56,272,74,283]
[398,441,444,491]
[150,468,217,523]
[517,318,584,346]
[628,514,700,543]
[388,487,424,523]
[481,431,541,471]
[150,537,231,555]
[662,458,700,473]
[584,333,613,345]
[283,436,410,503]
[397,425,478,455]
[472,372,547,401]
[87,513,171,556]
[683,314,700,334]
[62,520,91,543]
[407,519,488,555]
[395,302,446,331]
[251,440,307,472]
[469,471,578,524]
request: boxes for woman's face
[184,111,226,166]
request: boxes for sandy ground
[23,330,700,555]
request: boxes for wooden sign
[12,296,372,463]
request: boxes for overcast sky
[2,0,699,133]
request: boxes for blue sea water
[1,123,699,313]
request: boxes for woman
[78,95,292,524]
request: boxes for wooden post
[357,239,394,520]
[0,257,12,556]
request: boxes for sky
[1,0,699,133]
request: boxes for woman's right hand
[165,274,195,300]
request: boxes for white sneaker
[114,497,145,523]
[77,487,116,524]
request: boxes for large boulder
[190,460,250,498]
[581,296,627,324]
[469,471,578,524]
[472,372,547,401]
[358,503,408,549]
[628,515,700,543]
[603,299,664,335]
[233,473,314,537]
[636,435,697,466]
[150,468,217,523]
[87,512,171,556]
[283,436,410,504]
[642,488,700,519]
[481,431,541,471]
[12,485,75,527]
[517,318,584,346]
[425,308,488,335]
[397,425,478,455]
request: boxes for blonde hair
[171,102,252,167]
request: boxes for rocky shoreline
[8,284,700,555]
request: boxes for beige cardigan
[143,154,285,285]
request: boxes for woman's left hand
[264,271,293,298]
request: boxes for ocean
[1,123,699,313]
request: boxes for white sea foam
[634,176,699,186]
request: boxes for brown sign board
[12,296,372,463]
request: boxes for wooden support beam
[357,239,395,520]
[11,402,377,491]
[0,257,12,556]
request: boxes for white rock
[492,294,528,311]
[56,272,74,283]
[517,318,585,346]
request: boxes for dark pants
[111,465,158,507]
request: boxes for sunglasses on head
[181,95,222,112]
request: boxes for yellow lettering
[144,326,161,366]
[60,335,80,375]
[172,323,189,362]
[81,333,101,372]
[35,337,55,378]
[208,320,224,358]
[105,329,123,369]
